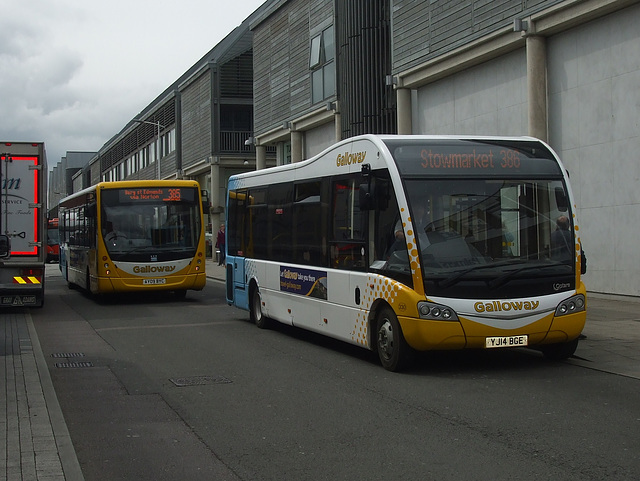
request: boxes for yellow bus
[226,135,587,371]
[59,180,206,298]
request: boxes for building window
[310,25,335,104]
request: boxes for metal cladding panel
[390,0,565,73]
[336,0,397,139]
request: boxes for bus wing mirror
[0,235,11,258]
[377,181,390,210]
[359,182,390,211]
[201,190,210,214]
[555,187,568,212]
[84,204,97,217]
[359,184,373,211]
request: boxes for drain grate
[169,375,232,387]
[55,361,94,369]
[52,352,92,368]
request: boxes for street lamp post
[134,119,164,179]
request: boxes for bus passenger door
[225,254,235,303]
[226,254,249,309]
[226,188,250,309]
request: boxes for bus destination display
[118,187,195,203]
[386,140,562,177]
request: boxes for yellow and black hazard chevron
[12,276,42,284]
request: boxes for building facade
[53,0,640,297]
[47,151,96,219]
[388,0,640,297]
[251,0,397,165]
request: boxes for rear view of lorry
[0,142,47,307]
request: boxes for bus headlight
[555,294,586,317]
[417,301,458,321]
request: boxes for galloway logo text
[133,265,176,274]
[474,300,539,313]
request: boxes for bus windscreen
[100,187,201,261]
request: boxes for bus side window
[267,184,293,263]
[331,177,366,270]
[293,181,328,267]
[362,172,413,287]
[373,179,412,287]
[228,190,248,257]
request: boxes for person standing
[215,223,226,266]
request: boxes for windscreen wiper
[488,261,568,289]
[438,259,525,289]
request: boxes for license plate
[1,296,37,305]
[485,335,528,348]
[143,278,166,285]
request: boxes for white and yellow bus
[226,135,586,371]
[59,180,206,298]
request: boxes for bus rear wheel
[250,284,270,329]
[375,306,412,372]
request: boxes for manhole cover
[169,375,232,387]
[55,361,94,368]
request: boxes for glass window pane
[323,62,335,98]
[312,69,324,103]
[323,26,334,61]
[310,35,321,68]
[331,178,365,270]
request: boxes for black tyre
[541,338,579,361]
[174,290,187,299]
[375,306,412,372]
[250,284,270,329]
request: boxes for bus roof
[229,134,559,183]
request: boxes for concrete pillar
[527,35,548,142]
[334,114,342,142]
[397,87,413,135]
[291,131,303,163]
[256,145,267,170]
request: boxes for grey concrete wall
[548,3,640,296]
[415,49,527,136]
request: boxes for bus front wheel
[540,338,579,361]
[375,306,412,372]
[250,284,270,329]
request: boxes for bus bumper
[97,272,206,293]
[541,310,587,344]
[398,309,586,351]
[0,287,44,307]
[398,316,467,351]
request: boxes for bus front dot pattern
[352,275,403,348]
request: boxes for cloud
[0,0,266,167]
[0,1,85,138]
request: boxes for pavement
[2,258,639,480]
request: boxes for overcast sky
[0,0,266,170]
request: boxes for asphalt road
[32,265,640,481]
